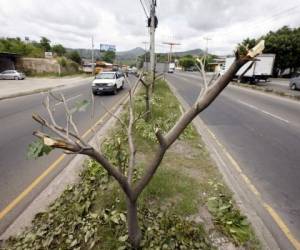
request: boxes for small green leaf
[118,235,128,242]
[27,139,53,159]
[70,100,90,114]
[110,215,119,224]
[119,213,126,222]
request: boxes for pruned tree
[29,41,264,248]
[138,71,165,121]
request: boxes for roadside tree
[102,50,116,63]
[66,51,82,64]
[241,26,300,75]
[0,38,43,57]
[179,56,195,70]
[40,37,51,52]
[52,44,66,56]
[28,41,264,248]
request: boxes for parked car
[92,71,124,95]
[0,70,26,80]
[289,76,300,90]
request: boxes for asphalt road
[167,71,300,248]
[257,78,300,97]
[0,76,134,234]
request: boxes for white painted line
[237,100,290,124]
[54,94,82,106]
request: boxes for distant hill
[67,47,146,61]
[68,47,204,61]
[170,49,204,57]
[117,47,146,60]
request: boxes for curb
[165,79,283,250]
[230,82,300,102]
[0,87,60,101]
[0,89,130,240]
[0,76,93,101]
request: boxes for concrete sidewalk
[0,76,92,100]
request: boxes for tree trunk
[126,198,141,249]
[145,85,151,121]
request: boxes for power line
[244,4,300,29]
[211,3,300,39]
[139,0,149,18]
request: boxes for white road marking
[237,99,290,124]
[54,94,82,106]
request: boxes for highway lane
[167,71,300,247]
[0,76,134,233]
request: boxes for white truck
[168,63,176,73]
[220,54,275,83]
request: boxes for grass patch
[3,79,260,249]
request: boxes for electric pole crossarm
[162,42,181,63]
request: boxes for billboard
[44,51,53,58]
[100,44,116,52]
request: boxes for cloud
[0,0,299,54]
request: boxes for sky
[0,0,299,55]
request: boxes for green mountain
[68,47,204,62]
[67,47,146,61]
[171,49,204,57]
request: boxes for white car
[0,70,26,80]
[92,71,125,95]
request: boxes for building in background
[0,52,20,72]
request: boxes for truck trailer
[168,62,175,73]
[220,54,275,83]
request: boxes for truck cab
[92,71,124,95]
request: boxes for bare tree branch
[155,128,167,148]
[124,71,144,94]
[91,90,96,120]
[99,101,127,130]
[60,93,80,137]
[133,110,150,124]
[33,125,133,200]
[195,58,208,100]
[140,78,150,87]
[32,113,73,144]
[127,90,136,184]
[42,93,88,147]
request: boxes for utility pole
[149,0,157,80]
[142,41,149,70]
[203,37,212,56]
[91,36,95,75]
[162,42,180,62]
[203,37,212,66]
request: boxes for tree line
[0,37,82,64]
[240,26,300,76]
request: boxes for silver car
[0,70,26,80]
[289,76,300,90]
